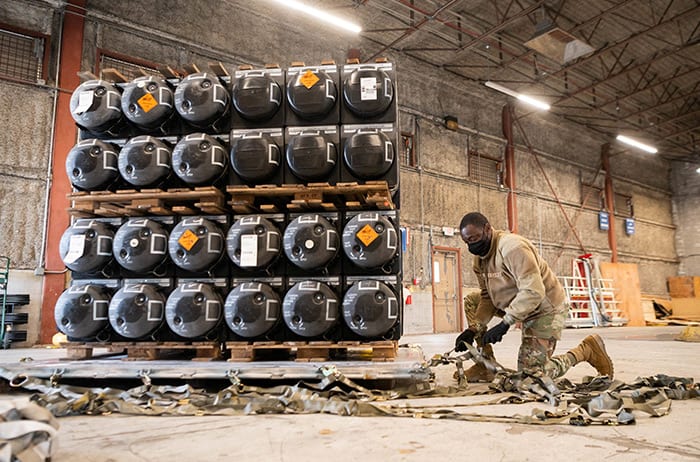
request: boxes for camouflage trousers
[518,304,575,379]
[464,294,574,379]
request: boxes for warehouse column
[601,143,618,263]
[502,104,518,233]
[40,1,86,343]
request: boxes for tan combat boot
[453,343,497,382]
[462,363,496,382]
[567,334,614,378]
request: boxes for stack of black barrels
[55,58,402,351]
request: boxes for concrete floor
[1,326,699,462]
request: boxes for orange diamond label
[299,70,320,89]
[178,229,199,251]
[356,224,379,247]
[137,92,158,113]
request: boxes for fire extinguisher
[404,285,412,305]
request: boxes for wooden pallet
[226,340,398,362]
[61,341,223,361]
[67,186,227,217]
[226,181,395,213]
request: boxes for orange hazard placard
[137,92,158,113]
[356,224,379,247]
[299,70,320,89]
[178,229,199,251]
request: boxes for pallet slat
[226,340,398,362]
[67,187,226,218]
[226,181,395,212]
[61,342,223,361]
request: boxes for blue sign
[400,227,408,252]
[598,211,610,231]
[625,218,635,236]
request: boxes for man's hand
[454,329,475,352]
[483,321,510,344]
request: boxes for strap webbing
[1,348,697,427]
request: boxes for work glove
[483,321,510,344]
[454,329,475,352]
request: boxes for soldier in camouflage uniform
[455,212,614,380]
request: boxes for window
[0,26,47,83]
[580,181,633,217]
[400,132,416,167]
[97,50,161,81]
[581,183,604,210]
[614,193,633,218]
[468,151,501,187]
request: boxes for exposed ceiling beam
[366,0,462,62]
[537,5,700,82]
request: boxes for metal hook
[138,369,152,387]
[50,368,65,388]
[226,369,241,387]
[319,365,339,377]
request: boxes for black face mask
[468,237,491,257]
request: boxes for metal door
[432,247,462,333]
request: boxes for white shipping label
[240,234,258,267]
[74,90,94,115]
[64,234,86,264]
[360,77,377,101]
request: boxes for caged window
[97,51,161,81]
[0,27,47,83]
[581,183,604,210]
[400,132,416,167]
[468,151,502,187]
[614,193,633,218]
[580,182,634,218]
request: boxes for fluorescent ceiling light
[484,81,551,111]
[516,94,551,111]
[615,135,658,154]
[696,166,700,174]
[273,0,362,34]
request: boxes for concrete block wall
[0,0,689,339]
[0,0,55,271]
[0,2,57,344]
[672,162,700,275]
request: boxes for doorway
[431,246,462,333]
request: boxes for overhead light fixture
[615,135,658,154]
[696,166,700,174]
[444,115,459,131]
[273,0,362,34]
[524,17,595,64]
[484,81,551,111]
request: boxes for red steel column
[40,1,85,343]
[502,104,518,233]
[601,143,618,262]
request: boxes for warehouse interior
[0,0,699,460]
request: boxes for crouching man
[455,212,614,380]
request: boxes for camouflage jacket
[472,229,567,327]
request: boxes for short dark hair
[460,212,489,230]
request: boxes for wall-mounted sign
[625,218,635,236]
[598,211,610,231]
[400,226,409,252]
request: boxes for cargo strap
[0,399,59,462]
[1,349,697,426]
